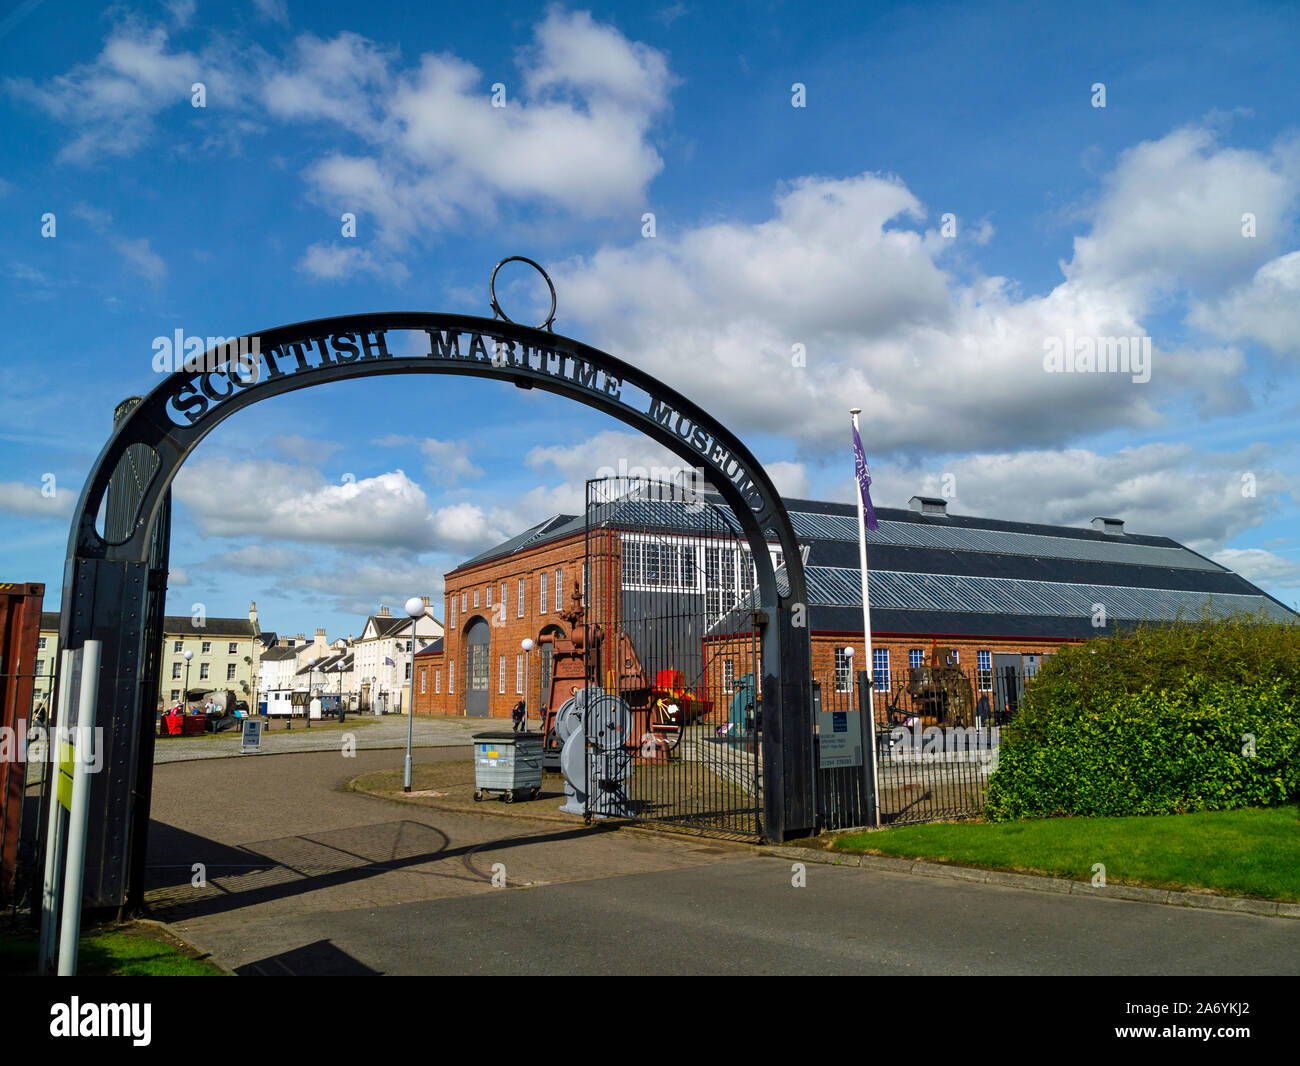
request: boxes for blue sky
[2,0,1298,639]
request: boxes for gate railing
[815,667,1035,829]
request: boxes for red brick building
[414,491,1295,720]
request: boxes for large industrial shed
[417,486,1297,720]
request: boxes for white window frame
[485,585,492,607]
[228,641,238,654]
[173,640,183,653]
[435,669,441,694]
[555,568,563,611]
[461,591,467,613]
[201,641,211,654]
[172,663,182,679]
[473,588,479,608]
[450,596,456,627]
[539,572,547,615]
[500,582,507,612]
[499,655,506,694]
[517,578,525,618]
[420,668,427,695]
[722,659,735,693]
[977,650,992,691]
[226,663,236,681]
[516,654,523,694]
[37,636,46,651]
[200,663,210,680]
[834,648,853,693]
[909,648,924,669]
[449,660,455,694]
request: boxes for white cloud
[1211,547,1300,589]
[1067,125,1300,297]
[1189,250,1300,358]
[296,241,407,282]
[168,566,191,586]
[173,459,438,550]
[869,444,1295,555]
[6,24,239,164]
[374,435,484,486]
[72,203,167,281]
[252,0,289,26]
[554,125,1300,457]
[270,11,673,244]
[0,481,73,518]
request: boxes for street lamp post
[402,597,432,794]
[521,638,534,726]
[305,657,317,729]
[182,649,193,710]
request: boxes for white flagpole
[851,408,881,827]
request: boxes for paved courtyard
[143,745,1300,975]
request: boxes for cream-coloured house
[38,601,262,710]
[351,602,442,713]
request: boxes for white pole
[38,648,74,975]
[851,409,881,827]
[57,639,101,977]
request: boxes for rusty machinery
[540,582,713,766]
[905,641,977,728]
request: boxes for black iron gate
[582,476,763,839]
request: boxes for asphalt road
[144,748,1300,976]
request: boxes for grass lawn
[0,924,225,976]
[830,804,1300,901]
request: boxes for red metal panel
[0,581,45,905]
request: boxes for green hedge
[985,615,1300,820]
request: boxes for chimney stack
[909,495,948,517]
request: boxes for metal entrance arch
[49,307,813,911]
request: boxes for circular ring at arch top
[489,256,557,331]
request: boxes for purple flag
[384,656,395,666]
[852,420,880,531]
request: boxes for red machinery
[540,583,713,764]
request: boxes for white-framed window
[200,663,210,680]
[473,588,479,608]
[516,654,523,694]
[420,668,427,695]
[485,585,492,607]
[622,536,698,592]
[461,591,467,613]
[435,669,441,694]
[499,655,506,694]
[405,662,411,680]
[834,648,853,693]
[201,641,211,654]
[705,545,738,622]
[170,689,180,702]
[37,636,46,651]
[555,568,563,611]
[450,596,457,626]
[722,659,735,693]
[949,649,960,665]
[517,578,525,618]
[977,650,992,691]
[500,582,507,612]
[449,661,455,694]
[172,663,182,679]
[173,640,183,653]
[228,642,238,654]
[35,658,44,676]
[909,648,924,669]
[873,648,890,692]
[539,572,547,614]
[226,664,236,681]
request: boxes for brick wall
[432,531,611,719]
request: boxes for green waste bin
[472,731,543,803]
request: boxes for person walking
[510,699,526,733]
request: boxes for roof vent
[909,495,948,517]
[1091,517,1125,535]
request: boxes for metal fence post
[856,670,879,828]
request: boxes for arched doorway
[538,623,565,711]
[46,298,813,911]
[464,618,491,718]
